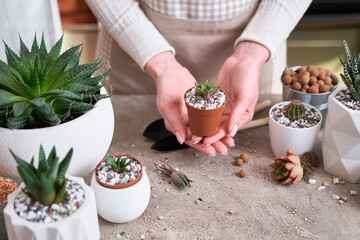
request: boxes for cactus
[195,80,219,100]
[10,145,72,205]
[285,100,305,120]
[0,33,111,129]
[105,155,132,173]
[339,40,360,101]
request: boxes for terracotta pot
[184,88,227,137]
[91,155,150,223]
[94,154,142,189]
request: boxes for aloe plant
[105,155,132,173]
[195,80,219,100]
[339,40,360,100]
[0,34,111,129]
[10,146,73,205]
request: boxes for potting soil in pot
[185,88,226,110]
[14,180,85,223]
[97,156,141,185]
[271,103,321,128]
[335,89,360,111]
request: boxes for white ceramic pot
[90,161,150,223]
[0,87,114,180]
[4,176,100,240]
[269,101,322,157]
[322,84,360,183]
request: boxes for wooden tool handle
[238,117,269,131]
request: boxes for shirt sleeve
[85,0,175,70]
[235,0,312,59]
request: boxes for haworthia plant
[0,34,111,129]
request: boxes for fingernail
[230,124,238,137]
[175,131,184,145]
[191,140,199,144]
[229,144,235,147]
[211,153,216,157]
[186,135,191,139]
[220,152,228,155]
[202,143,210,147]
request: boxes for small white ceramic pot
[90,155,151,223]
[0,87,114,180]
[322,84,360,183]
[269,101,322,157]
[4,176,100,240]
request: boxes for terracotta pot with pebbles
[282,65,339,122]
[0,177,18,239]
[184,80,227,136]
[269,100,322,156]
[4,146,99,240]
[322,40,360,183]
[90,155,150,223]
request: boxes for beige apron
[107,3,286,95]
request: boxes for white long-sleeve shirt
[86,0,312,70]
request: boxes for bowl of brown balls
[281,65,339,122]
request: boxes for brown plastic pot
[95,155,143,189]
[184,88,227,137]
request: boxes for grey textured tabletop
[96,94,360,240]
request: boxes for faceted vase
[322,84,360,183]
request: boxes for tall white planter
[0,87,114,179]
[4,176,100,240]
[322,84,360,183]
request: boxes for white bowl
[269,101,322,157]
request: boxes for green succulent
[10,145,73,205]
[339,40,360,100]
[285,100,305,120]
[0,34,111,129]
[195,80,219,100]
[105,155,132,173]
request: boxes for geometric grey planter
[4,176,100,240]
[322,84,360,183]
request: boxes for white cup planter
[4,176,100,240]
[269,101,322,157]
[322,84,360,183]
[90,155,150,223]
[0,87,114,180]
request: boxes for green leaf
[55,148,73,188]
[29,98,45,107]
[19,36,31,62]
[12,102,28,117]
[45,156,59,185]
[39,33,47,65]
[42,89,81,100]
[45,35,63,67]
[105,155,116,168]
[38,145,49,173]
[54,178,67,204]
[4,42,31,83]
[0,89,27,108]
[47,146,57,166]
[17,165,41,200]
[40,173,56,205]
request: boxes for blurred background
[1,0,359,81]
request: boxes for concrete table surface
[96,94,360,240]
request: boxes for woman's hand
[202,41,270,146]
[145,51,233,156]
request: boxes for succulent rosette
[270,150,304,184]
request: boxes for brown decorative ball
[239,169,247,178]
[320,85,330,93]
[308,86,319,93]
[307,65,315,71]
[236,158,243,166]
[317,80,325,86]
[298,66,307,73]
[302,85,310,91]
[283,70,291,75]
[312,83,320,89]
[240,153,249,162]
[324,76,332,85]
[291,81,302,91]
[299,74,310,86]
[282,75,292,85]
[309,76,317,84]
[310,69,319,77]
